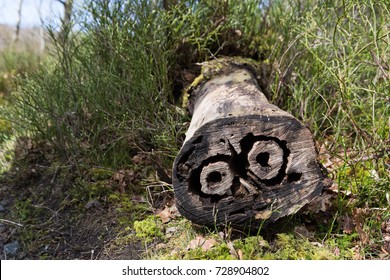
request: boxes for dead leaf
[187,235,204,250]
[255,210,272,220]
[304,192,334,214]
[237,249,243,260]
[352,245,364,260]
[186,235,216,251]
[227,242,237,258]
[381,218,390,254]
[157,207,172,223]
[157,205,179,223]
[318,143,333,170]
[311,242,323,247]
[333,247,340,257]
[112,170,126,193]
[202,238,217,251]
[352,208,370,245]
[294,225,314,240]
[340,214,354,234]
[326,182,352,197]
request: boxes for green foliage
[133,215,164,242]
[233,236,270,259]
[11,0,184,168]
[7,0,273,169]
[259,0,390,218]
[0,47,41,76]
[184,242,234,260]
[263,233,336,260]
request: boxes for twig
[0,219,23,227]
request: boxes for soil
[0,138,153,260]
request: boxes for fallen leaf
[352,245,364,260]
[333,247,340,257]
[157,207,172,223]
[352,208,370,245]
[303,192,334,214]
[187,235,204,250]
[186,235,216,251]
[112,170,126,193]
[227,241,237,258]
[326,182,352,197]
[201,238,217,251]
[294,225,314,240]
[236,249,243,260]
[157,205,179,223]
[381,218,390,254]
[340,214,354,234]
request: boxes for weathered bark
[172,58,325,230]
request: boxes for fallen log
[173,58,325,230]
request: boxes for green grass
[0,32,43,172]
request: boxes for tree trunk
[63,0,73,27]
[13,0,24,44]
[172,58,325,230]
[57,0,73,43]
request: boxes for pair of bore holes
[213,139,302,184]
[206,151,302,185]
[207,170,302,184]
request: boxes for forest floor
[1,136,389,260]
[0,138,149,259]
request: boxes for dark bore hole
[192,135,203,144]
[207,171,222,184]
[287,172,302,182]
[256,152,270,167]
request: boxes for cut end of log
[173,59,326,230]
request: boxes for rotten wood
[172,58,325,230]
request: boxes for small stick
[0,219,24,227]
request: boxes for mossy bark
[173,58,325,230]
